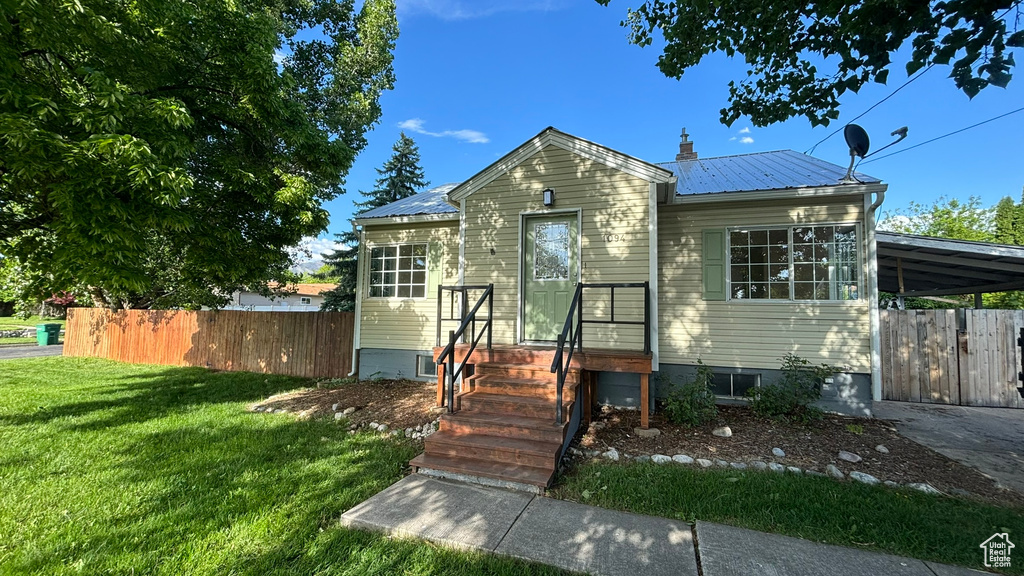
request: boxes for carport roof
[876,232,1024,296]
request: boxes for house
[349,127,885,489]
[224,283,337,312]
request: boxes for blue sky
[306,0,1024,256]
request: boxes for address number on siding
[603,233,629,243]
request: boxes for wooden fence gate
[880,309,1024,408]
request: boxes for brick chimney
[676,127,698,161]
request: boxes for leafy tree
[598,0,1023,126]
[1,0,398,309]
[320,133,428,312]
[879,196,994,242]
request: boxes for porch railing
[435,284,494,412]
[550,281,651,425]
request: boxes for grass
[552,460,1024,574]
[0,337,38,346]
[0,316,65,330]
[0,357,566,575]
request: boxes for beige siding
[658,195,871,372]
[359,221,459,350]
[463,145,651,349]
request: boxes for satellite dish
[840,124,871,183]
[844,124,870,158]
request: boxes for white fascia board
[447,127,674,203]
[352,213,459,226]
[669,183,887,205]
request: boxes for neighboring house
[348,127,886,487]
[225,283,337,312]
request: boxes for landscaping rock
[768,462,785,473]
[751,461,767,471]
[883,480,899,488]
[907,482,942,495]
[415,424,423,431]
[651,454,672,464]
[369,421,380,430]
[332,403,340,411]
[787,466,802,475]
[949,487,973,497]
[634,427,661,438]
[343,407,357,416]
[634,455,651,463]
[378,424,388,433]
[585,450,601,458]
[672,454,694,465]
[334,412,345,420]
[348,424,357,430]
[712,426,733,438]
[849,471,880,485]
[714,459,729,467]
[730,462,748,470]
[697,459,713,468]
[771,447,786,458]
[826,464,844,480]
[838,450,862,463]
[603,448,620,461]
[875,444,889,454]
[405,428,414,437]
[806,470,826,478]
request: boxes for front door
[523,214,578,342]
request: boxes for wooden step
[439,412,567,443]
[424,431,561,468]
[410,452,555,488]
[465,374,576,401]
[458,390,574,420]
[472,362,580,385]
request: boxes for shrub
[663,359,718,427]
[747,353,836,423]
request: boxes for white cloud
[396,0,568,20]
[273,49,286,64]
[739,136,755,144]
[739,127,751,134]
[399,118,489,144]
[290,236,345,262]
[729,137,737,141]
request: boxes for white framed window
[416,354,437,377]
[299,297,312,305]
[368,244,428,298]
[728,224,859,301]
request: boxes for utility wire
[805,64,935,154]
[860,105,1024,165]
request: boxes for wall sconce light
[542,188,555,207]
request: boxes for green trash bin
[36,323,61,346]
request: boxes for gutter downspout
[348,225,365,378]
[866,187,886,405]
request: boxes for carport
[875,232,1024,408]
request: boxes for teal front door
[523,214,578,342]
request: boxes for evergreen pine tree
[320,133,429,312]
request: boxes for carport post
[974,293,983,309]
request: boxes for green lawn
[0,316,65,330]
[0,337,38,346]
[552,460,1024,574]
[0,357,565,576]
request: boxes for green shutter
[427,242,443,298]
[702,229,727,301]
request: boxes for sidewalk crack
[492,494,535,552]
[692,523,704,576]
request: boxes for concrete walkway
[874,400,1024,494]
[0,345,63,360]
[341,474,990,576]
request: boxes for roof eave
[669,182,887,205]
[353,212,460,226]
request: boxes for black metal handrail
[549,281,651,425]
[436,284,494,412]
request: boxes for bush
[747,353,836,423]
[663,359,718,427]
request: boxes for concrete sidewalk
[0,344,63,360]
[341,474,990,576]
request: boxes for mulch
[249,378,440,431]
[580,404,1024,508]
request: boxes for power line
[805,64,935,154]
[860,105,1024,165]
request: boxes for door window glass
[534,222,570,280]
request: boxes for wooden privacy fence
[881,309,1024,408]
[64,308,354,379]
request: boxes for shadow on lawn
[0,364,308,430]
[3,361,556,575]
